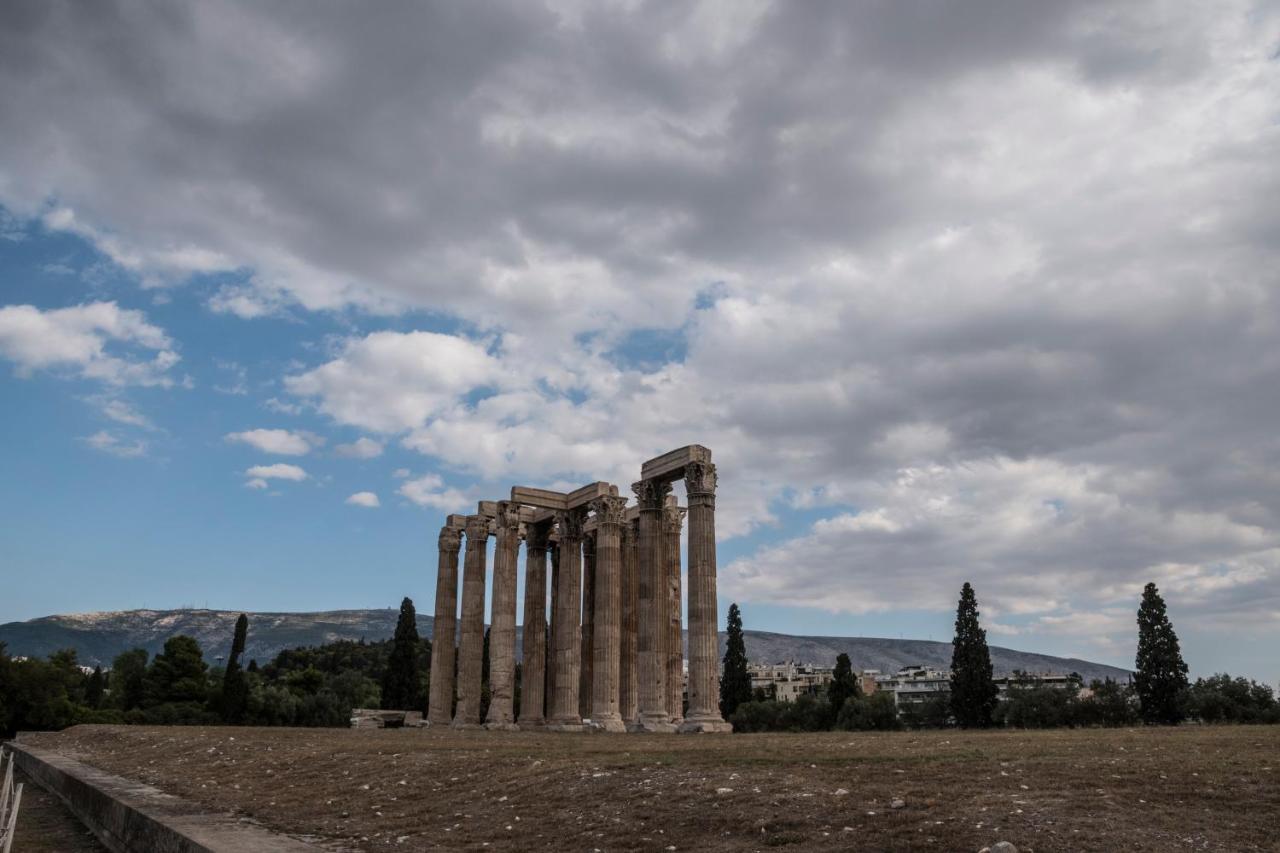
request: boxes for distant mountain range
[0,608,1132,682]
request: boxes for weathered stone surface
[664,503,686,723]
[590,494,628,731]
[453,514,490,728]
[633,479,675,733]
[640,444,712,483]
[579,532,596,720]
[518,522,551,727]
[485,502,521,728]
[678,460,730,734]
[427,525,462,726]
[619,518,640,725]
[549,508,587,728]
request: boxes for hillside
[0,608,1131,681]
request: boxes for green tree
[221,613,251,724]
[110,648,149,710]
[719,603,752,718]
[949,582,999,728]
[1134,582,1189,724]
[380,597,422,710]
[827,652,860,724]
[837,692,903,731]
[143,636,209,707]
[85,665,106,709]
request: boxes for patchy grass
[18,724,1279,852]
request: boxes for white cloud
[81,430,146,458]
[264,397,302,415]
[244,463,307,482]
[392,468,410,479]
[397,474,471,512]
[225,428,313,456]
[0,302,179,387]
[244,477,269,490]
[100,399,152,429]
[334,437,383,459]
[345,491,380,508]
[285,331,502,433]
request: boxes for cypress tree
[221,613,250,724]
[381,597,421,710]
[949,582,998,728]
[828,652,860,724]
[719,602,752,718]
[85,665,106,709]
[1134,582,1189,724]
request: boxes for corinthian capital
[631,478,672,510]
[591,494,629,527]
[525,522,550,552]
[663,504,687,534]
[438,525,463,551]
[684,461,717,497]
[556,507,587,541]
[495,500,522,534]
[464,514,490,542]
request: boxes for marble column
[679,461,732,732]
[548,508,586,730]
[590,495,628,731]
[665,504,687,723]
[485,502,521,729]
[579,532,596,720]
[546,540,560,713]
[453,514,490,728]
[619,517,640,725]
[428,524,462,725]
[518,522,550,728]
[633,479,676,732]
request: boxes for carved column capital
[632,479,672,510]
[464,514,490,542]
[438,525,463,552]
[556,506,587,542]
[684,461,717,497]
[495,500,522,534]
[525,522,551,554]
[663,504,687,535]
[591,494,629,528]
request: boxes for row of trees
[716,583,1279,733]
[0,597,434,736]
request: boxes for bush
[1188,674,1280,724]
[996,683,1079,729]
[837,692,903,731]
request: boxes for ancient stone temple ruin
[426,445,732,733]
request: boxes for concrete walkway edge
[9,741,318,853]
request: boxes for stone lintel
[640,444,712,482]
[566,481,613,508]
[477,500,498,518]
[446,514,468,529]
[511,486,568,510]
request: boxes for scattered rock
[890,798,905,809]
[979,843,1019,853]
[833,788,849,796]
[715,787,733,795]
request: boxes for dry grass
[19,724,1280,852]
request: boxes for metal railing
[0,747,22,853]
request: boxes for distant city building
[747,661,834,702]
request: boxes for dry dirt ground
[10,767,108,852]
[17,724,1280,852]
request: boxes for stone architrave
[427,524,463,725]
[485,501,521,730]
[518,522,550,727]
[619,517,640,724]
[679,461,732,733]
[579,532,596,720]
[589,494,628,731]
[453,515,490,728]
[664,504,687,723]
[632,479,676,732]
[548,508,587,730]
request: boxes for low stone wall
[9,740,317,853]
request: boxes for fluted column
[518,522,550,728]
[619,518,640,725]
[453,515,490,728]
[579,532,596,719]
[633,479,676,732]
[428,524,463,725]
[548,508,586,730]
[590,495,627,731]
[546,540,559,713]
[485,502,521,729]
[679,461,731,732]
[665,504,687,723]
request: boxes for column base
[545,717,585,733]
[516,717,545,730]
[585,716,627,733]
[426,716,452,727]
[483,721,521,731]
[677,716,733,734]
[629,716,678,734]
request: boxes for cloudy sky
[2,1,1278,682]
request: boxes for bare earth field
[18,724,1280,852]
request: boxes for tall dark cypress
[949,582,998,728]
[828,652,860,723]
[1134,582,1189,724]
[381,597,421,710]
[719,603,752,718]
[221,613,250,723]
